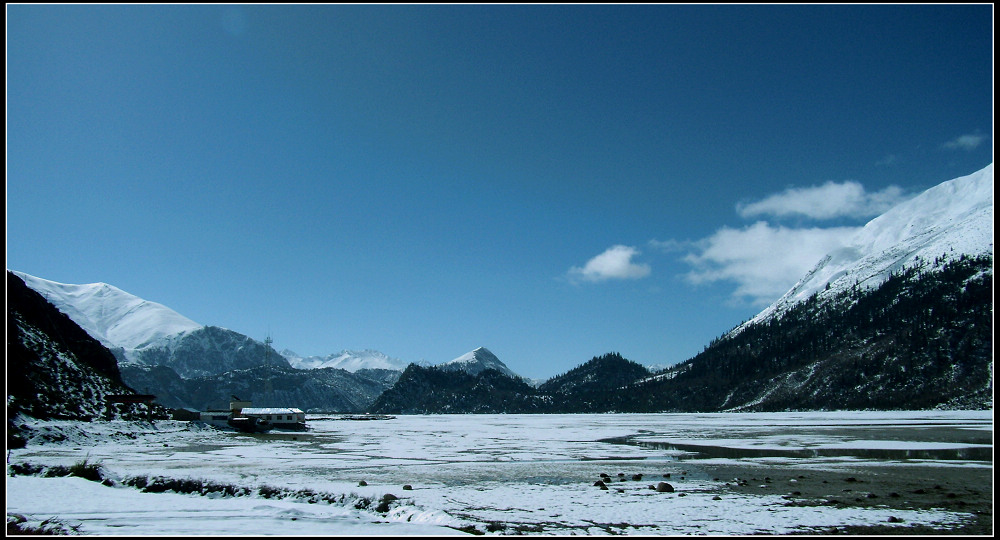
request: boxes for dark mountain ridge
[538,352,651,395]
[615,253,994,412]
[120,362,399,412]
[369,364,550,414]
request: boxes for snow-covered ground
[7,411,992,535]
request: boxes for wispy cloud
[680,222,859,305]
[941,133,986,151]
[736,181,907,221]
[647,238,687,252]
[568,245,651,283]
[875,154,899,167]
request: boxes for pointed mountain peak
[438,347,519,379]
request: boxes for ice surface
[7,411,990,535]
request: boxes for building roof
[241,408,304,415]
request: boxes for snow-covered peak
[281,349,411,372]
[438,347,520,379]
[447,347,490,365]
[11,271,202,351]
[740,163,993,329]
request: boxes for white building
[198,400,306,431]
[241,407,306,429]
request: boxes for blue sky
[6,5,993,379]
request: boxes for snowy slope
[281,349,411,372]
[10,272,203,353]
[437,347,521,379]
[739,163,993,330]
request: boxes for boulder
[656,482,674,493]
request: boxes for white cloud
[681,222,859,305]
[736,181,907,220]
[941,133,986,151]
[568,245,651,283]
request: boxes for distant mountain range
[8,271,522,411]
[8,163,993,415]
[281,349,412,372]
[10,270,505,378]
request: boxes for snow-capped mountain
[7,271,164,422]
[10,271,202,360]
[281,349,411,372]
[436,347,521,379]
[739,163,993,331]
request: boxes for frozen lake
[7,411,993,535]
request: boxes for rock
[375,494,398,513]
[358,480,367,487]
[712,495,722,501]
[631,474,643,481]
[656,482,674,493]
[594,480,606,487]
[887,516,904,523]
[402,484,413,490]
